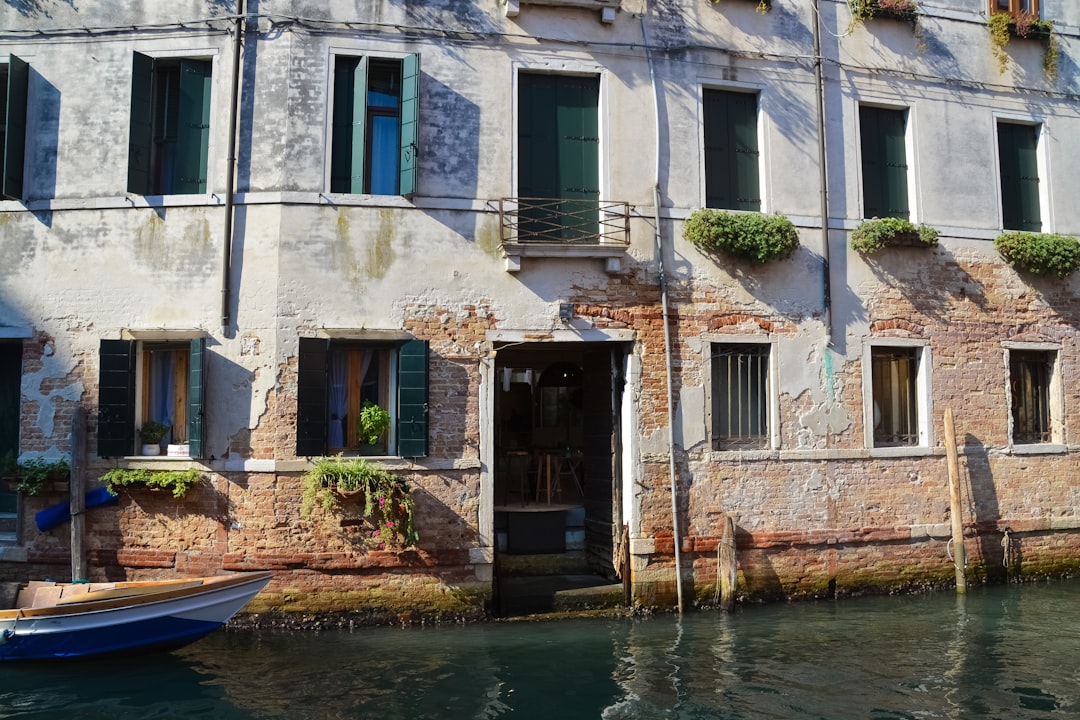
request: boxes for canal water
[0,579,1075,719]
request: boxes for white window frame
[696,81,767,214]
[863,339,933,455]
[704,335,779,453]
[854,99,919,223]
[993,113,1051,233]
[1003,341,1065,453]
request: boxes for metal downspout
[221,0,245,337]
[641,11,684,615]
[813,0,832,346]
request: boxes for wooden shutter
[98,339,136,457]
[187,337,206,458]
[2,55,28,201]
[518,73,559,200]
[396,339,428,458]
[705,90,760,212]
[861,106,909,220]
[127,52,154,195]
[998,123,1041,232]
[398,53,420,197]
[296,337,329,456]
[174,59,212,194]
[331,56,367,194]
[556,75,600,240]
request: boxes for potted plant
[995,231,1080,278]
[138,421,170,456]
[848,0,919,26]
[301,456,418,548]
[987,12,1057,78]
[684,209,800,264]
[357,400,391,455]
[99,467,202,499]
[851,217,939,254]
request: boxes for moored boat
[0,571,272,661]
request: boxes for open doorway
[491,341,626,616]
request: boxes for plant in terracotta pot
[138,421,170,455]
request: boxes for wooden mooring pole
[944,408,966,594]
[70,407,87,582]
[718,514,737,611]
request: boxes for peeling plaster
[23,339,82,441]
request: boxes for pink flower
[385,521,394,528]
[378,497,386,508]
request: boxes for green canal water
[0,579,1076,719]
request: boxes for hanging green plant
[994,231,1080,278]
[850,217,939,254]
[684,209,799,264]
[99,467,203,499]
[712,0,770,14]
[987,12,1056,78]
[11,458,70,496]
[301,456,418,548]
[848,0,919,28]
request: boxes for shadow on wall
[962,433,1009,583]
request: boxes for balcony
[498,197,630,273]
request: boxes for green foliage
[138,421,170,445]
[850,217,939,254]
[100,467,202,499]
[994,232,1080,278]
[711,0,770,14]
[12,458,70,496]
[684,209,799,264]
[988,12,1056,77]
[301,456,418,548]
[849,0,919,25]
[357,401,391,445]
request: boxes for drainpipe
[641,11,684,616]
[221,0,245,337]
[813,0,832,347]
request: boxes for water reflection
[0,581,1074,718]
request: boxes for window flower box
[851,218,939,254]
[994,231,1080,278]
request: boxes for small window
[330,54,420,196]
[860,106,909,220]
[870,347,920,447]
[128,53,212,195]
[711,343,770,450]
[98,338,206,457]
[296,337,429,458]
[703,89,760,212]
[997,122,1041,232]
[992,0,1039,19]
[1,54,29,200]
[1009,349,1055,445]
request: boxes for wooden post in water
[70,407,87,582]
[944,408,966,594]
[718,514,738,611]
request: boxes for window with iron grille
[871,347,919,447]
[711,343,769,450]
[1009,349,1052,444]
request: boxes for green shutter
[861,106,908,220]
[398,53,420,197]
[518,73,559,200]
[296,337,329,456]
[3,55,28,201]
[187,337,206,459]
[396,339,428,458]
[705,90,760,212]
[0,343,20,464]
[174,59,211,194]
[998,123,1041,232]
[98,339,136,457]
[331,56,367,194]
[556,75,599,241]
[127,52,154,195]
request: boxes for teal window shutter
[998,123,1041,232]
[556,75,599,240]
[704,90,760,212]
[187,337,206,459]
[331,56,368,194]
[0,343,20,463]
[398,53,420,197]
[174,59,212,194]
[2,55,28,201]
[860,106,908,219]
[518,73,559,200]
[396,339,428,458]
[127,52,154,195]
[296,337,329,456]
[98,339,136,457]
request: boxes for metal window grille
[712,344,769,450]
[1010,350,1051,444]
[871,348,919,447]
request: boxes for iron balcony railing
[499,198,630,246]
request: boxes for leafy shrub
[684,209,799,264]
[994,232,1080,278]
[13,458,70,496]
[100,468,202,499]
[850,217,939,254]
[849,0,918,23]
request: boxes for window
[704,89,760,212]
[1009,348,1057,445]
[0,342,20,541]
[517,72,600,240]
[870,347,919,447]
[2,54,29,200]
[127,53,212,195]
[296,337,429,458]
[997,122,1041,232]
[992,0,1039,19]
[97,338,206,457]
[711,343,770,450]
[330,54,420,196]
[860,106,909,220]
